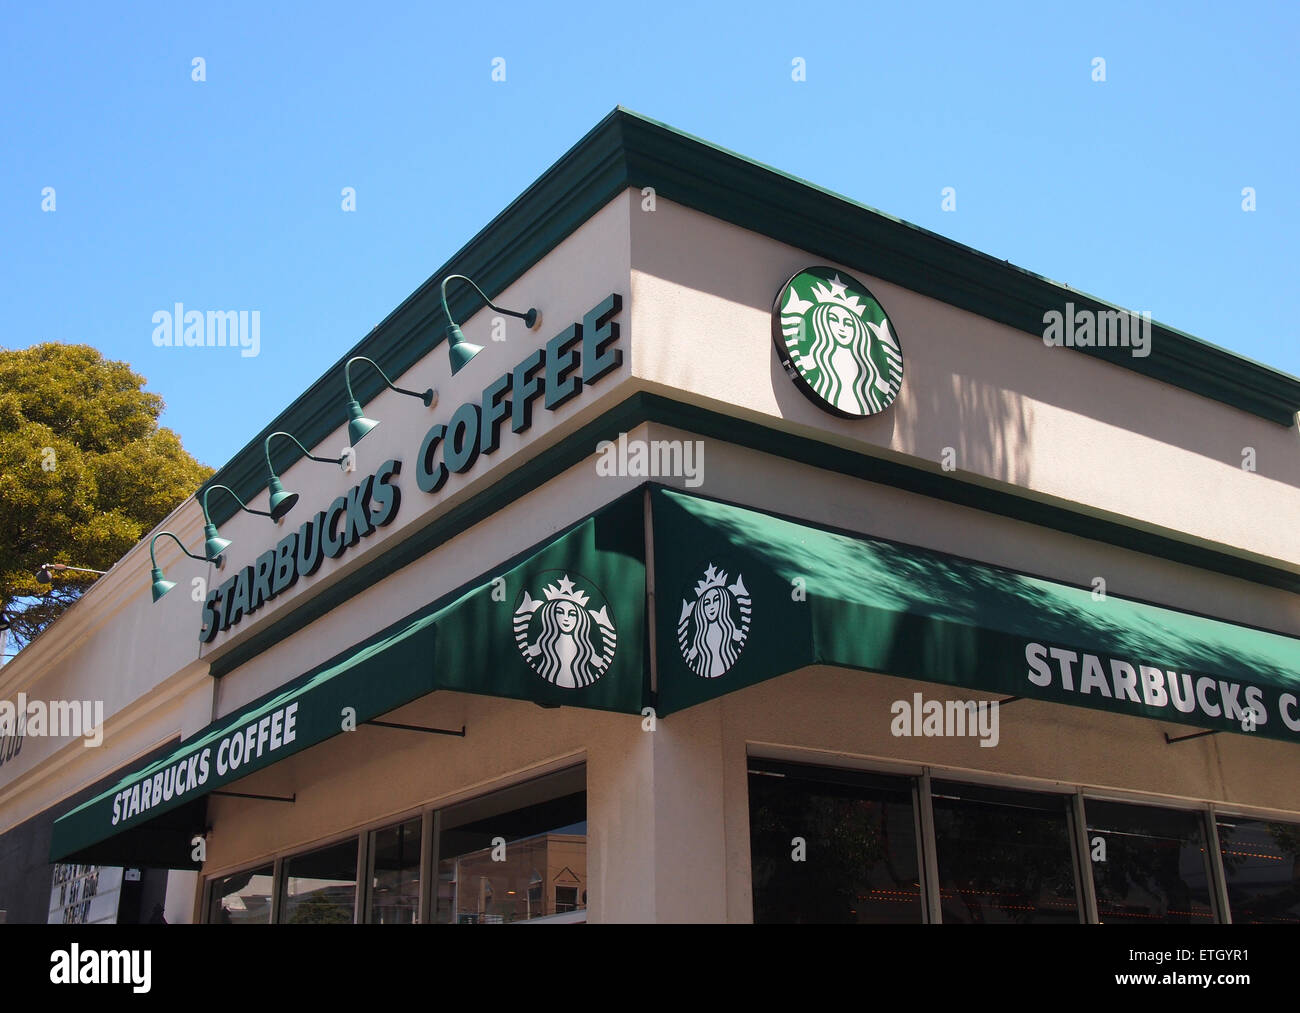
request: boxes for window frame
[200,760,587,924]
[744,747,1300,925]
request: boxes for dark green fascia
[200,107,1300,528]
[205,391,1300,679]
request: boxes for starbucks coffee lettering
[200,460,402,642]
[416,293,622,493]
[199,293,625,640]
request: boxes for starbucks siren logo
[773,265,903,417]
[513,572,617,688]
[678,564,751,678]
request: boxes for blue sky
[2,2,1296,470]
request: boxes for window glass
[1086,800,1215,923]
[436,768,586,924]
[931,781,1079,924]
[1216,816,1300,924]
[207,865,274,924]
[281,839,358,924]
[748,761,922,923]
[368,818,422,924]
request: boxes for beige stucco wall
[0,492,216,835]
[629,195,1300,571]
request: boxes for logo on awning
[678,564,751,679]
[513,572,617,689]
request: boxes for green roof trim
[201,105,1300,530]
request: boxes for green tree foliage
[0,343,212,650]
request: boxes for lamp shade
[346,399,379,445]
[150,567,176,602]
[447,324,483,375]
[202,523,232,561]
[267,477,299,521]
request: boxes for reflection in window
[208,865,274,925]
[555,886,579,913]
[1216,817,1300,924]
[931,782,1079,924]
[368,818,422,924]
[1087,801,1214,923]
[436,768,587,924]
[282,839,358,924]
[748,762,922,923]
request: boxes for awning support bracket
[210,790,297,804]
[1164,728,1219,744]
[365,719,466,737]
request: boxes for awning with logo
[52,483,1300,865]
[650,486,1300,742]
[49,490,647,866]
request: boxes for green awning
[651,487,1300,742]
[50,490,647,865]
[52,483,1300,865]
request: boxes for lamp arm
[149,531,208,568]
[440,274,533,325]
[344,356,431,404]
[202,483,273,522]
[264,431,344,471]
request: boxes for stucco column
[586,699,730,922]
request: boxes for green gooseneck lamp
[343,355,436,446]
[440,274,540,375]
[263,432,347,522]
[199,483,274,561]
[149,532,208,602]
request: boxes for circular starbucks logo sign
[677,563,751,679]
[513,571,617,689]
[772,265,903,417]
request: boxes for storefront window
[748,761,923,923]
[1086,800,1215,923]
[207,865,274,925]
[281,839,358,924]
[1216,816,1300,924]
[931,782,1079,924]
[435,767,586,924]
[368,818,422,924]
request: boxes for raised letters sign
[200,293,624,640]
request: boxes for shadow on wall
[631,197,1300,491]
[894,365,1032,489]
[629,205,1034,491]
[762,342,1034,489]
